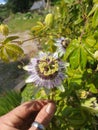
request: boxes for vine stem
[12,32,58,44]
[51,88,55,101]
[47,88,55,100]
[78,0,89,43]
[79,19,88,43]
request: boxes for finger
[0,123,18,130]
[29,102,56,130]
[0,100,48,129]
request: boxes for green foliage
[0,90,22,116]
[22,84,36,101]
[28,0,98,129]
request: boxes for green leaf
[5,43,23,56]
[64,40,79,60]
[80,47,87,69]
[3,36,19,44]
[5,48,17,61]
[93,0,98,3]
[64,0,75,4]
[0,43,24,61]
[0,47,9,62]
[64,45,76,60]
[70,47,80,69]
[31,22,45,35]
[86,36,96,47]
[74,17,83,25]
[67,68,83,78]
[87,84,98,94]
[69,45,87,70]
[22,84,41,101]
[88,3,98,17]
[92,9,98,28]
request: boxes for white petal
[23,65,34,71]
[53,52,58,59]
[30,58,37,63]
[25,75,34,83]
[39,51,46,58]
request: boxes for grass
[0,90,21,116]
[7,12,44,33]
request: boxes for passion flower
[23,52,66,89]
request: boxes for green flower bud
[45,13,54,27]
[94,51,98,60]
[0,24,9,36]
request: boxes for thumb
[29,102,56,130]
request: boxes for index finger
[0,100,48,128]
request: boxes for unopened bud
[0,24,9,36]
[45,13,54,27]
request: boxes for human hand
[0,100,56,130]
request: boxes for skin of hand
[0,100,56,130]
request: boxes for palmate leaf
[0,43,24,62]
[31,22,46,35]
[64,39,87,69]
[5,43,24,60]
[5,43,23,55]
[63,45,76,60]
[69,45,87,69]
[0,90,22,116]
[63,39,79,60]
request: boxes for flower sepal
[57,85,65,92]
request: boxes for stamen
[36,56,59,79]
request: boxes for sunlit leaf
[70,47,80,69]
[88,83,98,94]
[0,47,9,62]
[86,36,96,47]
[5,43,23,55]
[88,3,98,17]
[3,36,19,44]
[80,46,87,69]
[74,17,83,25]
[64,39,79,60]
[92,9,98,28]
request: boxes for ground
[0,31,38,93]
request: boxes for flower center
[61,39,69,49]
[37,56,59,79]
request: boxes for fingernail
[46,103,53,114]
